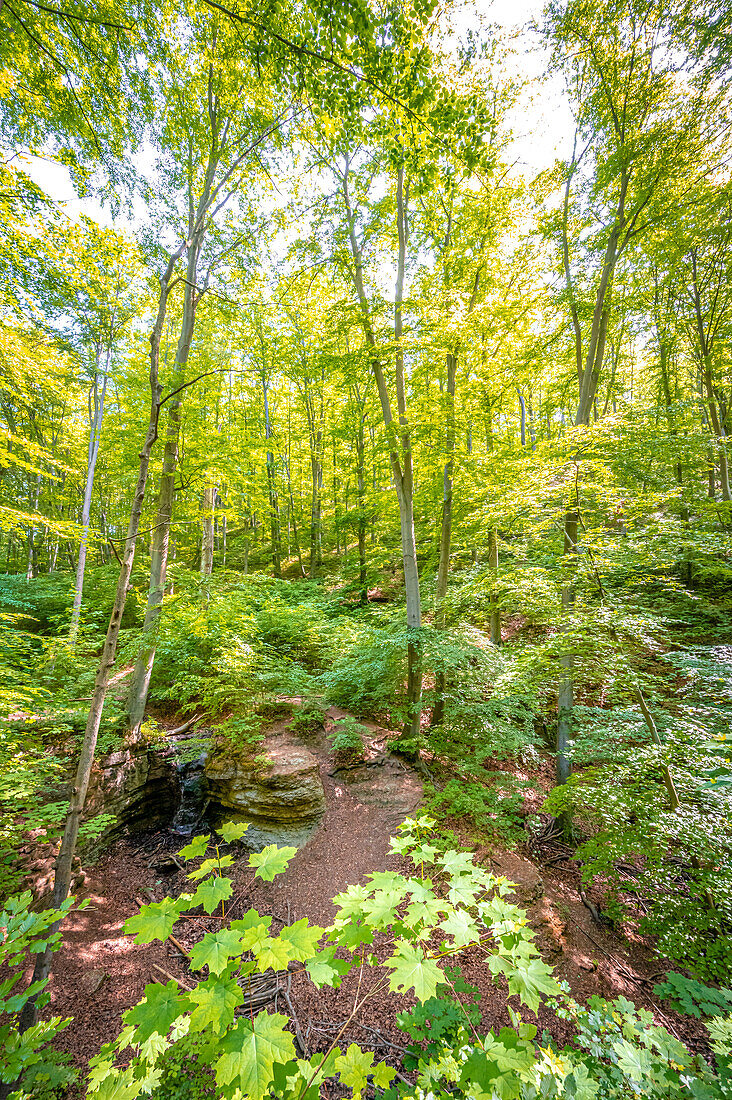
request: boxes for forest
[1,0,732,1096]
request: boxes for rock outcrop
[85,736,179,835]
[205,731,325,849]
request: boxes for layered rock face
[205,731,325,849]
[85,737,179,835]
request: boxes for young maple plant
[81,817,732,1100]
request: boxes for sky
[22,0,574,231]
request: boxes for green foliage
[653,972,732,1019]
[288,699,328,736]
[544,660,732,982]
[328,716,368,754]
[0,892,78,1100]
[83,815,732,1100]
[318,616,409,718]
[426,774,531,844]
[148,1034,215,1100]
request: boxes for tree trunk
[488,527,501,645]
[126,239,201,736]
[16,244,182,1037]
[201,485,215,575]
[70,354,109,642]
[556,509,578,790]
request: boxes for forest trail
[43,707,423,1072]
[41,709,703,1080]
[243,705,423,925]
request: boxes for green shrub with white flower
[84,817,732,1100]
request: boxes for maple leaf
[187,854,234,881]
[190,874,233,914]
[188,974,244,1034]
[248,844,297,881]
[361,890,402,929]
[215,1012,295,1099]
[278,918,324,961]
[124,897,181,944]
[385,941,442,1001]
[178,834,209,861]
[217,821,250,842]
[448,876,481,907]
[306,946,353,989]
[439,908,480,948]
[332,883,369,919]
[123,981,190,1044]
[438,850,476,875]
[188,928,245,975]
[252,934,295,972]
[334,1044,380,1099]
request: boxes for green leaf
[215,1012,296,1099]
[252,934,296,972]
[188,928,246,975]
[334,1043,386,1099]
[217,821,250,843]
[187,854,234,881]
[124,897,181,945]
[439,908,480,948]
[190,875,233,915]
[189,974,244,1034]
[178,834,209,861]
[123,981,190,1043]
[279,918,324,961]
[248,844,297,881]
[502,957,560,1014]
[385,941,442,1001]
[306,946,353,989]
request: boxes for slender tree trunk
[357,411,367,605]
[432,351,457,730]
[16,245,182,1038]
[488,527,501,645]
[126,240,201,736]
[261,371,281,578]
[556,509,578,790]
[25,473,42,580]
[201,485,215,575]
[70,355,109,641]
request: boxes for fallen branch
[280,986,309,1057]
[152,963,194,992]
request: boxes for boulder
[205,732,325,848]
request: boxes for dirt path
[40,710,704,1083]
[43,709,423,1075]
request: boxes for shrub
[289,699,328,736]
[0,892,78,1099]
[328,716,368,754]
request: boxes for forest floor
[38,708,706,1087]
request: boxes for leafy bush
[0,892,78,1099]
[545,679,732,982]
[288,699,328,736]
[318,617,408,718]
[426,774,532,845]
[653,971,732,1019]
[328,716,368,754]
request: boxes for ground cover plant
[1,0,732,1092]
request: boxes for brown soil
[38,709,705,1089]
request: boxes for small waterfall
[172,754,209,835]
[166,727,212,836]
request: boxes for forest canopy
[1,0,732,1097]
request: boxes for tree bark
[70,351,110,641]
[201,485,215,575]
[17,244,182,1036]
[126,238,202,736]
